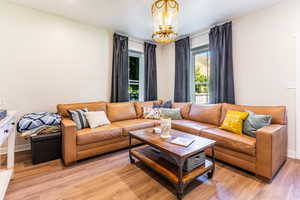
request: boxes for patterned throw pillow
[67,108,89,130]
[143,106,160,119]
[243,110,272,137]
[160,108,182,120]
[220,110,249,135]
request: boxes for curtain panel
[174,37,191,102]
[110,33,129,102]
[144,42,158,101]
[209,22,235,104]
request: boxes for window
[191,45,210,104]
[128,50,144,101]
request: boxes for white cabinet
[0,111,17,200]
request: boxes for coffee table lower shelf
[130,146,213,187]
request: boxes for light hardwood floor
[1,149,300,200]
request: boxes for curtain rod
[189,19,233,39]
[115,32,157,45]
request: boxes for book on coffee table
[169,137,195,147]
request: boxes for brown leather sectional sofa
[57,101,287,182]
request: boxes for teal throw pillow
[243,110,272,137]
[160,108,182,120]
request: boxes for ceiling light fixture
[152,0,179,43]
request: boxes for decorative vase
[160,118,171,138]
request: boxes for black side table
[30,132,61,164]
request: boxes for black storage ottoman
[30,132,62,164]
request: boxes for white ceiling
[10,0,283,40]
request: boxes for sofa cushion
[112,119,155,136]
[221,103,287,125]
[134,100,162,118]
[107,102,137,122]
[57,102,107,118]
[189,104,222,126]
[172,120,216,135]
[172,103,191,119]
[200,128,256,156]
[243,105,286,125]
[77,125,122,145]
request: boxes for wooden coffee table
[129,128,216,200]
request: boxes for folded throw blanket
[21,125,61,139]
[17,112,61,133]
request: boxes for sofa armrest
[256,124,288,181]
[61,118,77,165]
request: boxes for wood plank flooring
[1,149,300,200]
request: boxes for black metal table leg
[208,145,215,179]
[176,158,185,200]
[129,135,135,163]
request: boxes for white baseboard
[0,143,30,155]
[288,149,296,159]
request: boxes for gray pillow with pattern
[243,110,272,137]
[160,108,182,120]
[67,108,89,130]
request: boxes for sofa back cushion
[221,103,287,125]
[57,102,107,118]
[189,104,222,126]
[134,100,163,118]
[172,102,191,119]
[107,102,137,122]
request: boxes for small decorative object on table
[153,127,161,134]
[0,99,7,121]
[0,110,7,121]
[160,118,171,138]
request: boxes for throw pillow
[67,108,89,130]
[220,110,249,135]
[84,111,111,129]
[153,100,172,108]
[243,110,272,137]
[160,108,182,120]
[143,106,160,119]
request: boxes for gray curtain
[209,22,235,104]
[174,37,191,102]
[144,42,158,101]
[110,33,129,102]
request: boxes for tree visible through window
[193,46,210,104]
[129,56,139,101]
[128,51,144,101]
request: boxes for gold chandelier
[152,0,179,43]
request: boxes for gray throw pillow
[67,108,89,130]
[243,110,272,137]
[160,108,182,120]
[153,100,172,108]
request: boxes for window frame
[128,50,144,101]
[191,45,210,104]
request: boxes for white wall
[0,1,113,151]
[233,0,300,156]
[157,0,300,156]
[157,43,175,101]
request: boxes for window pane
[129,55,140,101]
[129,56,139,81]
[129,84,139,101]
[194,49,210,104]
